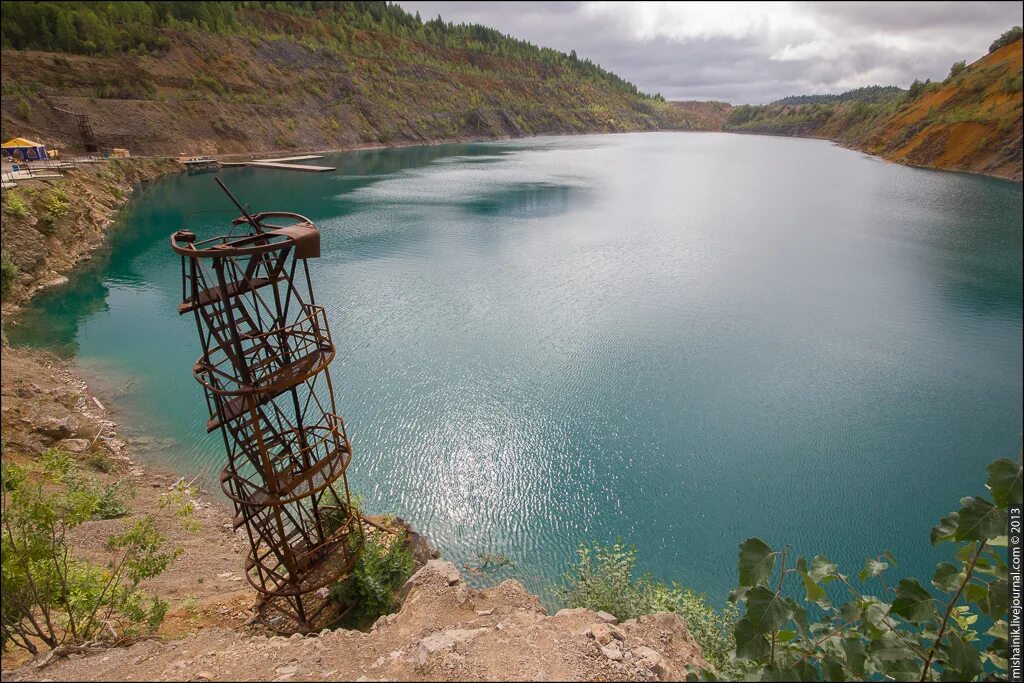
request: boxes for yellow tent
[2,137,47,161]
[2,137,44,148]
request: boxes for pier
[220,154,335,173]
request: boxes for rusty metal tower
[172,179,363,632]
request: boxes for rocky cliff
[0,158,181,310]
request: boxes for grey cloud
[398,1,1022,103]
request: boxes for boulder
[632,645,663,672]
[56,438,91,453]
[590,622,625,646]
[600,643,623,661]
[416,628,486,666]
[35,415,80,440]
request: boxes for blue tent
[2,137,48,161]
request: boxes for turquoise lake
[9,132,1023,601]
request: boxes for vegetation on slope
[724,30,1023,180]
[773,85,907,106]
[0,1,695,154]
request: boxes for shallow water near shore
[10,132,1023,601]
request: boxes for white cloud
[399,1,1023,103]
[771,40,845,62]
[580,1,818,43]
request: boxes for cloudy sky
[398,1,1022,103]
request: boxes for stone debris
[600,643,624,661]
[589,622,625,646]
[55,437,92,453]
[416,628,488,666]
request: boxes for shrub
[37,185,71,234]
[721,455,1018,681]
[557,540,649,620]
[1002,72,1023,94]
[2,190,28,218]
[989,26,1022,53]
[14,97,31,120]
[95,480,132,519]
[948,60,968,80]
[43,185,70,218]
[1,450,181,654]
[557,540,751,677]
[330,527,414,628]
[85,449,115,473]
[1,254,18,299]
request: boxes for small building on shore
[1,137,48,161]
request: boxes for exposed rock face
[0,158,181,311]
[6,559,709,681]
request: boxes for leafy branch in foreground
[705,455,1020,681]
[1,450,184,655]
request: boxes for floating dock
[217,154,334,173]
[247,160,334,172]
[252,155,325,163]
[187,154,334,173]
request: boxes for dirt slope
[0,7,690,157]
[0,345,249,671]
[4,560,709,682]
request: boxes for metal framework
[171,179,363,632]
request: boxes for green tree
[1,451,183,654]
[948,60,968,80]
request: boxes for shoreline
[719,128,1023,183]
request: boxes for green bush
[1002,73,1023,94]
[14,97,31,120]
[43,185,70,218]
[1,254,18,299]
[2,190,28,218]
[38,214,57,234]
[989,26,1022,53]
[557,540,751,677]
[948,60,968,80]
[718,455,1019,681]
[36,185,71,234]
[330,527,414,629]
[1,450,181,655]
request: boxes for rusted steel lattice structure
[171,179,363,632]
